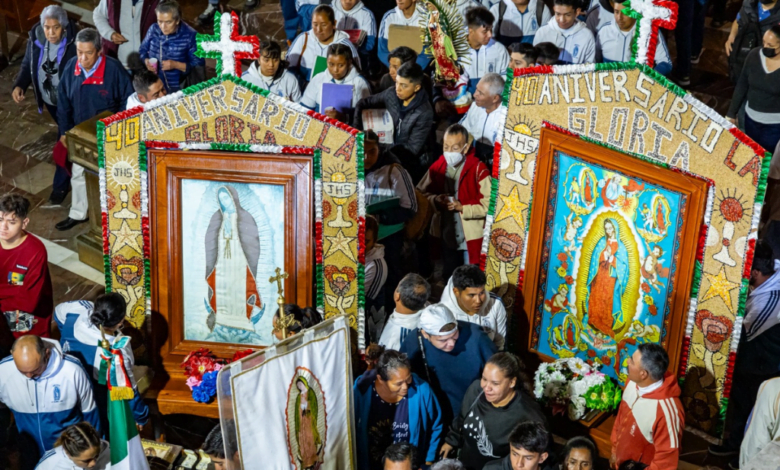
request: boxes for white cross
[198,11,258,76]
[626,0,678,66]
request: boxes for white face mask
[443,150,465,167]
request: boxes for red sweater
[0,234,53,337]
[611,373,684,470]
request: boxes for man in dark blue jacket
[399,304,497,429]
[56,28,132,231]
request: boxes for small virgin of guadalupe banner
[230,317,355,469]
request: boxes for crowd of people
[4,0,780,468]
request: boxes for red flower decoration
[648,305,658,316]
[565,276,574,285]
[348,199,358,221]
[491,228,523,262]
[641,283,651,293]
[323,200,332,219]
[601,355,612,366]
[561,260,568,270]
[181,348,217,381]
[231,349,255,362]
[587,349,596,358]
[557,252,567,262]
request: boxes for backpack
[729,15,763,82]
[498,0,552,38]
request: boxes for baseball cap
[419,304,457,336]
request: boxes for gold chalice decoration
[323,165,357,228]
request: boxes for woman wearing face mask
[418,124,491,278]
[440,352,548,470]
[728,25,780,152]
[287,5,361,83]
[12,5,78,206]
[299,44,371,123]
[35,422,110,470]
[242,40,301,102]
[354,350,443,470]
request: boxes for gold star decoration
[325,229,356,262]
[111,220,143,254]
[494,186,529,229]
[702,266,740,313]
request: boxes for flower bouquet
[181,348,255,403]
[533,358,622,421]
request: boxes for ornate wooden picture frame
[522,128,708,385]
[148,149,313,367]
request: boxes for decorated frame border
[98,72,368,348]
[482,62,771,438]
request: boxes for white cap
[419,304,457,336]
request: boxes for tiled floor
[0,0,752,465]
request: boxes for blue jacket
[354,370,442,469]
[0,342,101,458]
[13,21,78,113]
[57,55,132,134]
[139,22,203,92]
[54,301,149,428]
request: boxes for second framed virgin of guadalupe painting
[522,128,708,385]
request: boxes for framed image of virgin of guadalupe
[522,129,708,386]
[149,149,313,365]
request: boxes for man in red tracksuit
[611,343,684,470]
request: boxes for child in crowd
[508,42,540,68]
[533,0,595,64]
[491,0,552,46]
[242,40,301,101]
[300,44,371,122]
[535,41,561,64]
[287,5,360,83]
[333,0,377,68]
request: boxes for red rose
[601,355,612,366]
[565,276,574,285]
[587,349,596,358]
[231,349,255,362]
[648,305,658,316]
[557,252,567,262]
[181,348,217,381]
[641,283,651,293]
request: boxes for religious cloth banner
[482,0,769,440]
[220,316,354,469]
[98,12,369,347]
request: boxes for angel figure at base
[203,186,265,344]
[563,213,583,259]
[294,377,323,469]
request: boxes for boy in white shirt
[378,0,430,67]
[596,1,671,74]
[379,273,431,350]
[491,0,552,46]
[533,0,596,64]
[242,40,302,101]
[300,43,371,122]
[464,7,510,93]
[332,0,377,64]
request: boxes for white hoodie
[242,63,302,102]
[533,19,596,64]
[299,64,371,112]
[36,440,111,470]
[379,309,423,350]
[440,276,507,350]
[287,30,361,80]
[332,0,377,52]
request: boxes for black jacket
[735,323,780,375]
[14,21,78,112]
[354,86,435,158]
[729,0,780,81]
[445,380,548,470]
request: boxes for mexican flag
[99,337,150,470]
[107,397,149,470]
